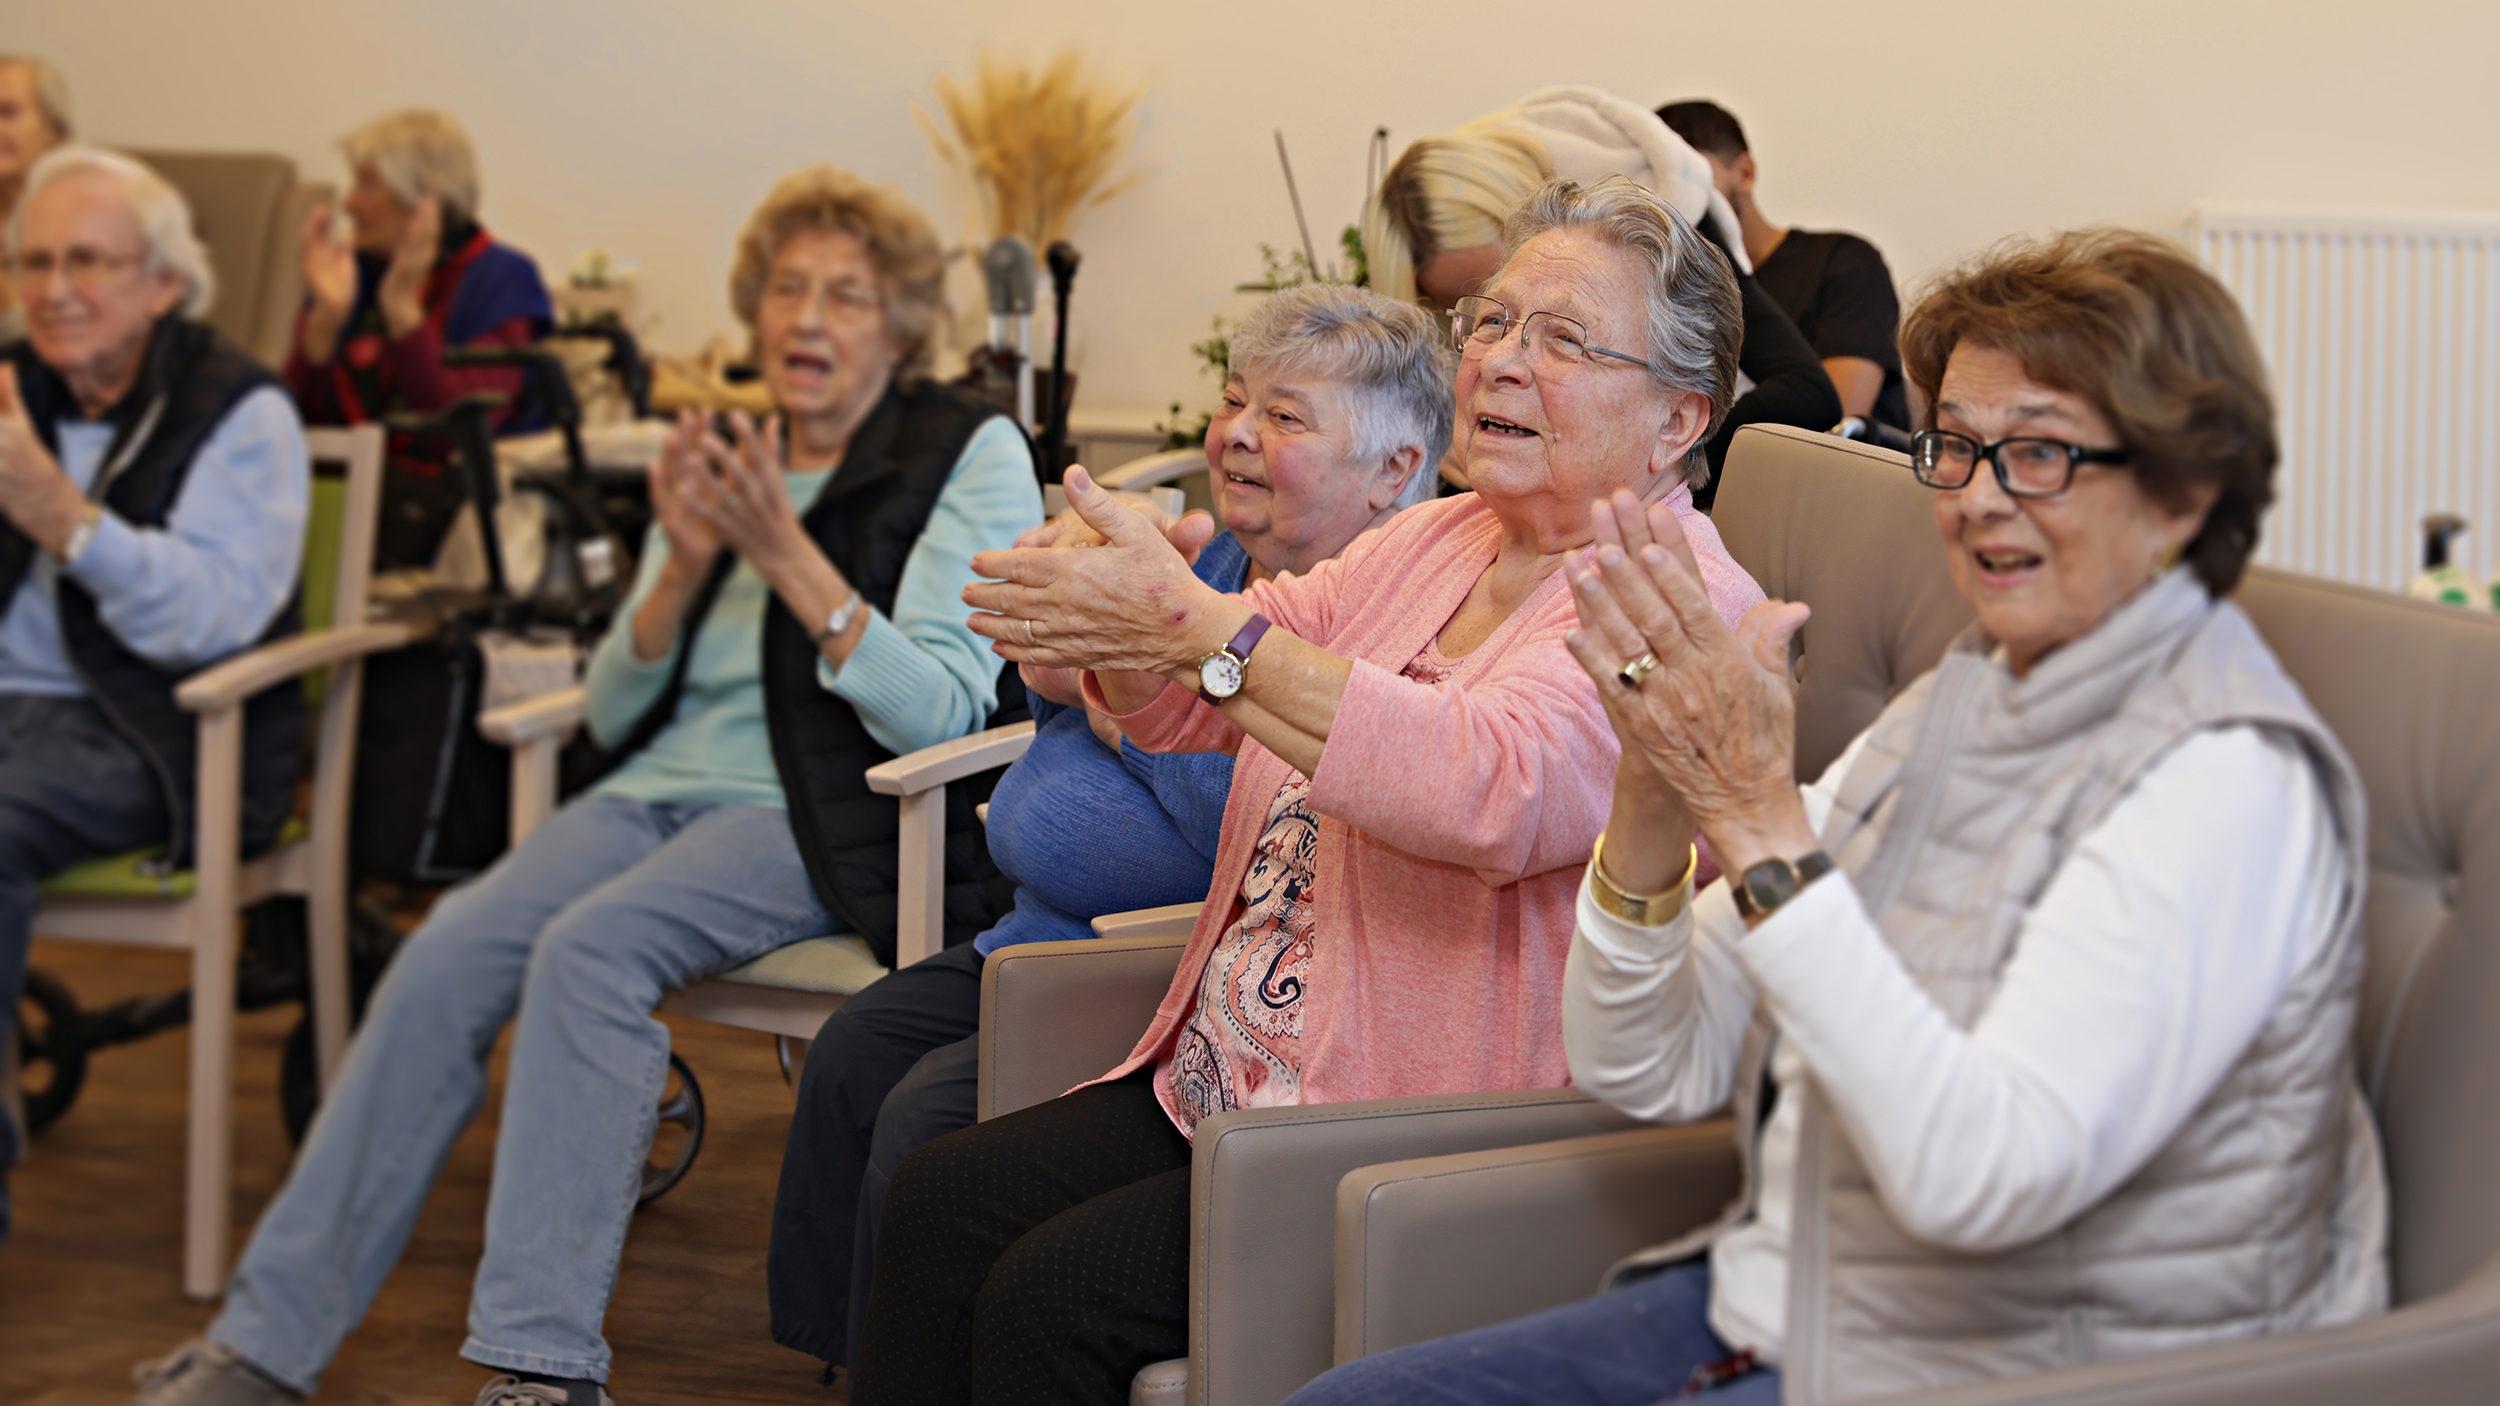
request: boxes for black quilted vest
[609,380,1025,966]
[1,318,304,866]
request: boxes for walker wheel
[16,968,88,1134]
[637,1053,705,1206]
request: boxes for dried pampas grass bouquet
[915,48,1148,247]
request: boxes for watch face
[1741,860,1799,915]
[1199,652,1244,698]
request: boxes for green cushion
[299,473,349,711]
[40,815,311,900]
[710,934,888,995]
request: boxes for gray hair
[7,146,213,317]
[340,107,481,220]
[1497,175,1740,487]
[0,55,74,141]
[1226,282,1455,510]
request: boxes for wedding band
[1021,618,1038,647]
[1617,651,1660,689]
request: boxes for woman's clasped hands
[649,407,819,578]
[1563,490,1819,890]
[964,466,1228,690]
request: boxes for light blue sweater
[584,416,1039,810]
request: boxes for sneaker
[472,1377,615,1406]
[128,1340,300,1406]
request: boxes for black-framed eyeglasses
[1909,429,2129,498]
[1449,295,1658,376]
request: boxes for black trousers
[769,941,988,1362]
[849,1070,1193,1406]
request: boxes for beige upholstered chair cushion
[128,149,327,369]
[1712,424,1972,782]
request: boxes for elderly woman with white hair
[133,164,1038,1406]
[0,146,308,1246]
[767,280,1451,1376]
[1368,87,1839,507]
[284,106,551,560]
[846,175,1769,1406]
[0,53,74,338]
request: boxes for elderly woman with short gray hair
[845,177,1770,1406]
[768,279,1458,1375]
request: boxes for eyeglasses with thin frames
[1909,428,2129,498]
[1449,295,1659,377]
[7,247,148,292]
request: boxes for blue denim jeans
[1280,1260,1779,1406]
[0,693,171,1246]
[210,794,833,1390]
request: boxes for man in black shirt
[1659,100,1909,432]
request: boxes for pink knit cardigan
[1084,485,1764,1109]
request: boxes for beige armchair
[1332,424,2500,1403]
[976,927,1649,1406]
[128,149,330,370]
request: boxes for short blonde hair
[1363,120,1550,305]
[8,146,213,317]
[728,164,947,381]
[0,54,73,141]
[340,107,481,221]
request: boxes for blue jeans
[0,694,171,1246]
[210,795,833,1390]
[1280,1261,1780,1406]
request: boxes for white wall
[20,0,2500,422]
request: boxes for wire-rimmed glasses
[1449,295,1658,376]
[1908,429,2129,498]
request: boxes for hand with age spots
[1562,491,1817,884]
[965,466,1228,684]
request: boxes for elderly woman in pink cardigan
[847,178,1768,1406]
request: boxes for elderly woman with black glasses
[1284,230,2386,1406]
[842,176,1768,1406]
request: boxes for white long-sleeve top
[1564,719,2345,1364]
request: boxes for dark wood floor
[2,937,841,1405]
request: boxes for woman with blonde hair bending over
[848,175,1769,1406]
[130,165,1041,1406]
[1368,87,1837,505]
[1286,230,2386,1405]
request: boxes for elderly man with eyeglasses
[0,146,309,1244]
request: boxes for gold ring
[1617,651,1660,689]
[1021,618,1038,647]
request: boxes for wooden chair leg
[185,706,244,1302]
[307,657,366,1089]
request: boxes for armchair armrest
[1866,1257,2500,1406]
[478,685,586,845]
[869,721,1037,968]
[863,720,1037,795]
[977,932,1188,1121]
[477,684,586,745]
[1090,901,1203,940]
[1189,1089,1647,1406]
[1334,1121,1739,1364]
[174,621,415,713]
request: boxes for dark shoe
[471,1376,615,1406]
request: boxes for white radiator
[2190,202,2500,591]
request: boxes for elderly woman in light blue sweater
[134,165,1040,1406]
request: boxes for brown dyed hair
[729,164,946,380]
[1900,229,2277,595]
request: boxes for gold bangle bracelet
[1589,832,1698,927]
